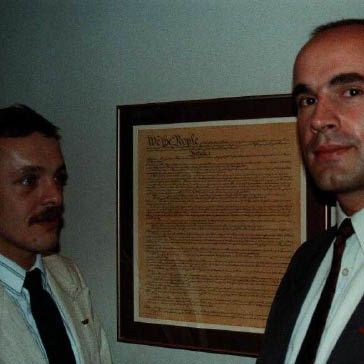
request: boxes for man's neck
[0,243,36,270]
[337,190,364,216]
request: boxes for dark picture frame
[117,94,333,357]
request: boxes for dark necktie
[24,268,76,364]
[295,218,354,364]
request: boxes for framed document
[117,95,333,357]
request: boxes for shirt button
[342,268,349,276]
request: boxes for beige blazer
[0,254,112,364]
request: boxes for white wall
[1,1,363,363]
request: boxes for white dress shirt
[0,253,81,363]
[285,205,364,364]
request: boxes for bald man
[258,19,364,364]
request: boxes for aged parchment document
[134,118,303,333]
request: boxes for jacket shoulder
[42,254,86,288]
[288,227,336,275]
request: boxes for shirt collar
[0,254,45,294]
[32,254,45,273]
[337,203,364,249]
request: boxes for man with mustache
[0,105,112,363]
[258,19,364,364]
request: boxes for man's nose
[41,178,63,206]
[310,98,340,133]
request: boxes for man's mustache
[29,206,64,226]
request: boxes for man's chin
[308,163,345,191]
[43,242,60,255]
[33,230,61,255]
[37,239,60,255]
[313,172,362,194]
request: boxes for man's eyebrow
[17,163,67,174]
[57,163,67,171]
[292,73,364,98]
[292,84,312,99]
[329,72,364,86]
[18,166,43,174]
[57,164,68,175]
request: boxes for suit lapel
[0,285,47,363]
[287,228,337,355]
[292,229,336,307]
[44,261,90,364]
[327,294,364,363]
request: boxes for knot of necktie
[24,268,43,292]
[337,218,354,240]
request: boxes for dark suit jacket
[257,226,364,364]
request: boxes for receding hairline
[292,19,364,94]
[293,19,364,78]
[310,18,364,39]
[0,132,64,167]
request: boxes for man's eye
[19,175,38,186]
[344,88,363,97]
[296,96,317,108]
[55,173,68,187]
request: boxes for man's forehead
[0,133,64,169]
[0,132,61,150]
[293,25,364,87]
[297,24,364,57]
